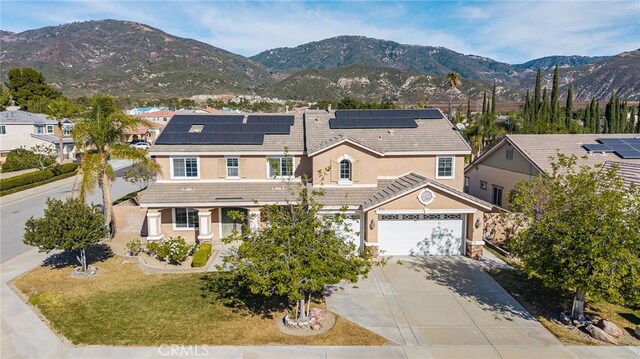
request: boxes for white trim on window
[337,154,354,185]
[170,156,200,180]
[172,208,199,231]
[0,125,5,135]
[435,156,455,179]
[266,156,295,179]
[46,125,54,134]
[225,156,240,179]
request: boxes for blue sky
[1,1,639,64]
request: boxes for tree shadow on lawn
[199,274,295,319]
[619,312,640,339]
[405,255,544,322]
[42,243,114,269]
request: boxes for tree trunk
[57,121,64,164]
[297,290,307,321]
[571,288,586,321]
[100,155,115,237]
[76,247,87,272]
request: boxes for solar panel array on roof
[328,109,441,129]
[582,138,640,159]
[155,114,293,145]
[246,115,295,125]
[334,109,443,120]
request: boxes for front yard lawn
[12,256,387,346]
[487,263,640,346]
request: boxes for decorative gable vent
[418,189,435,205]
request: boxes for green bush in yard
[0,163,77,193]
[1,148,55,172]
[149,237,194,264]
[191,243,212,267]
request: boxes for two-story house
[139,109,496,258]
[0,109,76,162]
[464,134,640,209]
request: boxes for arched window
[339,159,351,180]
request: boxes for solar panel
[155,132,265,145]
[246,115,294,125]
[329,117,418,129]
[583,144,613,152]
[615,150,640,159]
[169,114,244,124]
[333,109,443,120]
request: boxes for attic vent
[181,187,195,192]
[189,124,204,133]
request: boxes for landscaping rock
[634,324,640,338]
[310,323,322,331]
[596,319,624,338]
[585,324,618,344]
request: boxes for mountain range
[1,19,638,102]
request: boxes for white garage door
[325,214,362,251]
[378,213,465,255]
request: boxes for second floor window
[35,125,44,134]
[339,159,351,180]
[46,125,54,134]
[436,156,454,178]
[492,186,503,207]
[268,157,293,177]
[172,157,198,178]
[0,125,5,135]
[226,157,239,177]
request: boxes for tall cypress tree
[565,82,573,129]
[482,91,487,115]
[584,101,592,133]
[541,88,550,129]
[551,64,560,125]
[491,82,497,115]
[524,90,531,131]
[534,69,542,112]
[636,105,640,133]
[593,100,600,134]
[466,97,472,120]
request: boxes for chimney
[327,104,332,112]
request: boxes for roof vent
[388,129,395,135]
[181,187,195,192]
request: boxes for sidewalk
[1,249,639,359]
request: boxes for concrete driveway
[326,256,561,350]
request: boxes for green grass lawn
[487,264,640,346]
[13,256,387,346]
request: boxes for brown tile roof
[305,111,471,155]
[140,110,175,117]
[505,134,640,173]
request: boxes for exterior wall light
[369,219,376,230]
[475,218,482,229]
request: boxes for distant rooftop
[0,110,56,125]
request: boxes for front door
[221,208,248,238]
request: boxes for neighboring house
[123,122,165,143]
[465,134,640,209]
[139,110,175,123]
[0,109,76,162]
[139,109,497,258]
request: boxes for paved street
[0,160,138,263]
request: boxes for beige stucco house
[139,109,497,258]
[464,134,640,209]
[0,109,76,162]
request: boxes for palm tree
[445,71,462,120]
[47,98,78,164]
[72,95,160,234]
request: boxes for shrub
[146,241,159,255]
[0,163,78,193]
[191,243,212,267]
[126,238,143,256]
[1,148,55,172]
[149,237,194,264]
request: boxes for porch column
[465,212,484,259]
[146,209,163,241]
[197,208,213,241]
[249,209,260,231]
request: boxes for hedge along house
[139,110,497,258]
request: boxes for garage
[325,213,362,251]
[377,213,465,256]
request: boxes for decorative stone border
[125,250,218,275]
[276,310,336,336]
